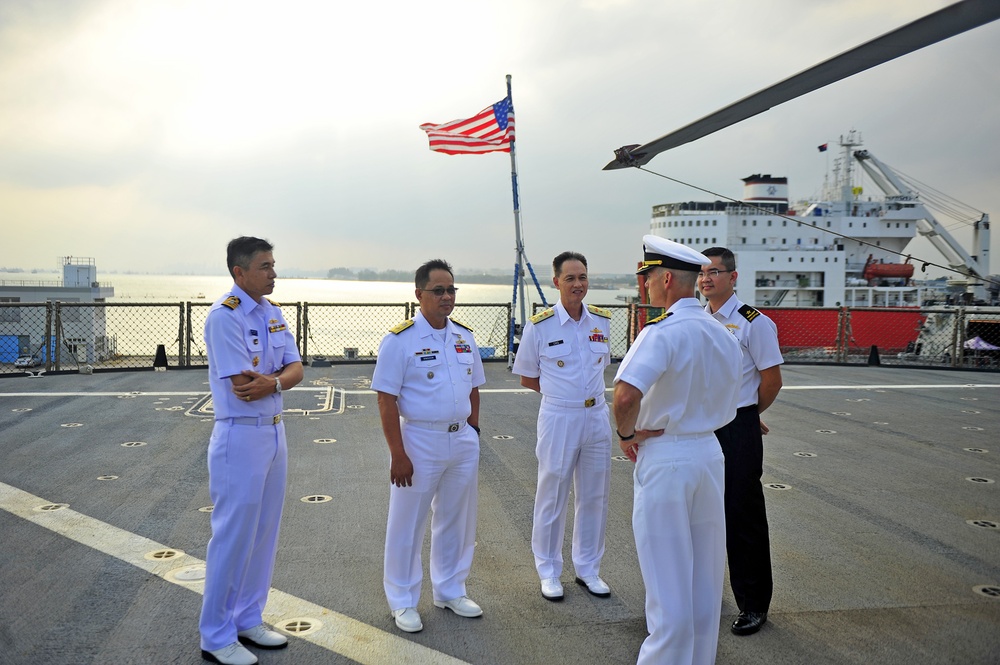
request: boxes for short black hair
[227,237,274,278]
[415,259,454,289]
[702,246,735,271]
[553,251,588,277]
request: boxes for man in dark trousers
[698,246,783,636]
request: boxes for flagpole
[506,74,528,367]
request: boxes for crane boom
[854,149,991,300]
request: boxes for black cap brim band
[636,253,702,274]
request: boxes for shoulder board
[529,308,555,325]
[738,304,761,322]
[390,319,414,334]
[587,304,612,319]
[221,296,240,310]
[645,311,673,326]
[265,297,280,307]
[450,317,474,332]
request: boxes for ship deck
[1,363,999,664]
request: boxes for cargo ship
[642,131,998,359]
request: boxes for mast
[506,74,547,366]
[508,74,528,337]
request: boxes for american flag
[420,97,515,155]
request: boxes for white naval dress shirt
[615,298,741,436]
[371,311,486,423]
[205,283,300,419]
[706,293,784,408]
[512,301,610,401]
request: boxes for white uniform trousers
[200,421,287,651]
[633,434,726,665]
[384,422,480,611]
[532,400,612,580]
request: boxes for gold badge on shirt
[253,356,260,367]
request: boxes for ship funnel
[742,174,788,202]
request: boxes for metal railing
[0,301,513,373]
[1,301,997,374]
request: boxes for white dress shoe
[237,623,288,649]
[575,575,611,597]
[434,596,483,618]
[202,641,258,665]
[540,577,564,601]
[392,607,423,633]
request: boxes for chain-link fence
[0,301,513,373]
[3,301,998,374]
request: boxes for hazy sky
[1,0,998,278]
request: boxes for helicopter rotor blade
[604,0,1000,170]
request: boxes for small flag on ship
[817,143,828,152]
[420,97,515,155]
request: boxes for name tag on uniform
[420,355,437,361]
[548,340,564,347]
[250,329,258,336]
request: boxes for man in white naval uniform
[512,251,614,601]
[613,235,741,665]
[372,259,486,633]
[201,237,304,665]
[699,247,783,637]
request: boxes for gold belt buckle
[584,398,596,407]
[272,415,281,425]
[448,423,460,432]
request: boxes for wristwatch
[274,377,283,393]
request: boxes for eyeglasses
[425,286,458,297]
[697,269,733,279]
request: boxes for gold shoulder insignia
[738,304,761,323]
[265,297,280,307]
[390,319,415,334]
[587,304,612,319]
[221,296,240,310]
[529,308,555,325]
[450,317,474,332]
[645,312,673,325]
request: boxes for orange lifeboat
[862,255,914,281]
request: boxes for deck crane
[854,149,991,302]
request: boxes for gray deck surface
[1,363,998,665]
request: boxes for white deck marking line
[1,384,998,399]
[0,481,469,665]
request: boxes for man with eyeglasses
[512,251,614,602]
[613,235,741,665]
[372,259,486,634]
[698,247,783,637]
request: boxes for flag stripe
[420,97,515,155]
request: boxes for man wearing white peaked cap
[613,235,741,665]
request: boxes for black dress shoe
[731,611,767,635]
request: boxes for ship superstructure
[649,131,992,307]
